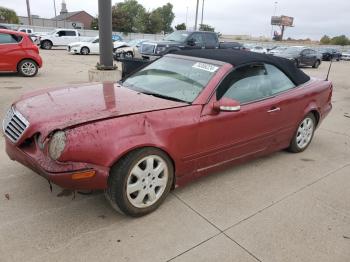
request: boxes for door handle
[267,107,281,113]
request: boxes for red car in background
[0,29,42,77]
[3,50,332,217]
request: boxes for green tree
[199,24,215,32]
[153,3,175,33]
[0,6,19,24]
[320,35,331,44]
[330,35,350,46]
[91,16,98,30]
[112,0,146,33]
[175,23,186,31]
[139,10,163,34]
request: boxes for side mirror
[187,39,196,46]
[213,98,241,112]
[55,33,60,37]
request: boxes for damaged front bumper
[5,138,109,190]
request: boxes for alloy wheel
[296,117,314,149]
[126,155,168,208]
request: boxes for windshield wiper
[142,92,188,103]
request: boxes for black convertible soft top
[174,49,311,86]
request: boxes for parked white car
[341,50,350,61]
[67,37,126,55]
[39,29,94,50]
[250,46,267,54]
[268,46,287,55]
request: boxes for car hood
[13,82,188,139]
[68,41,88,46]
[145,40,183,46]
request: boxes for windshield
[164,31,189,42]
[123,56,220,103]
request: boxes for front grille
[141,43,156,54]
[2,107,29,143]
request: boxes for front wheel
[41,40,52,50]
[18,60,38,77]
[289,113,316,153]
[313,60,320,68]
[105,148,174,217]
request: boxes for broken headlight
[48,131,66,160]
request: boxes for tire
[18,59,38,77]
[41,40,52,50]
[289,113,316,153]
[124,51,134,59]
[80,47,90,55]
[105,147,174,217]
[312,60,320,68]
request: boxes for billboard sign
[271,16,294,27]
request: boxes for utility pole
[194,0,199,31]
[98,0,114,70]
[53,0,58,27]
[26,0,32,25]
[200,0,204,26]
[186,6,189,29]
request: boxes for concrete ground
[0,50,349,262]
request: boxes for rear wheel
[80,47,90,55]
[289,113,316,153]
[18,59,38,77]
[105,148,174,217]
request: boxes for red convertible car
[3,50,332,216]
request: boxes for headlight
[156,46,167,54]
[48,131,66,160]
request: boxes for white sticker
[192,62,219,73]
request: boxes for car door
[196,63,287,174]
[299,49,310,65]
[204,33,219,49]
[90,38,100,53]
[60,30,77,45]
[0,33,24,71]
[187,33,205,50]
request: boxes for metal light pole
[200,0,204,26]
[53,0,58,27]
[98,0,114,70]
[194,0,199,31]
[186,6,189,29]
[26,0,32,25]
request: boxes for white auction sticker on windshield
[192,62,219,73]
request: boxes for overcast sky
[1,0,349,40]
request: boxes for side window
[0,33,21,44]
[92,39,99,44]
[205,33,217,46]
[58,31,66,37]
[217,63,295,104]
[65,31,76,36]
[301,49,310,56]
[217,64,272,104]
[191,33,204,46]
[265,64,295,94]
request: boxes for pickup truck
[139,30,245,60]
[39,29,94,50]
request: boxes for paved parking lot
[0,50,349,262]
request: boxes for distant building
[52,0,94,29]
